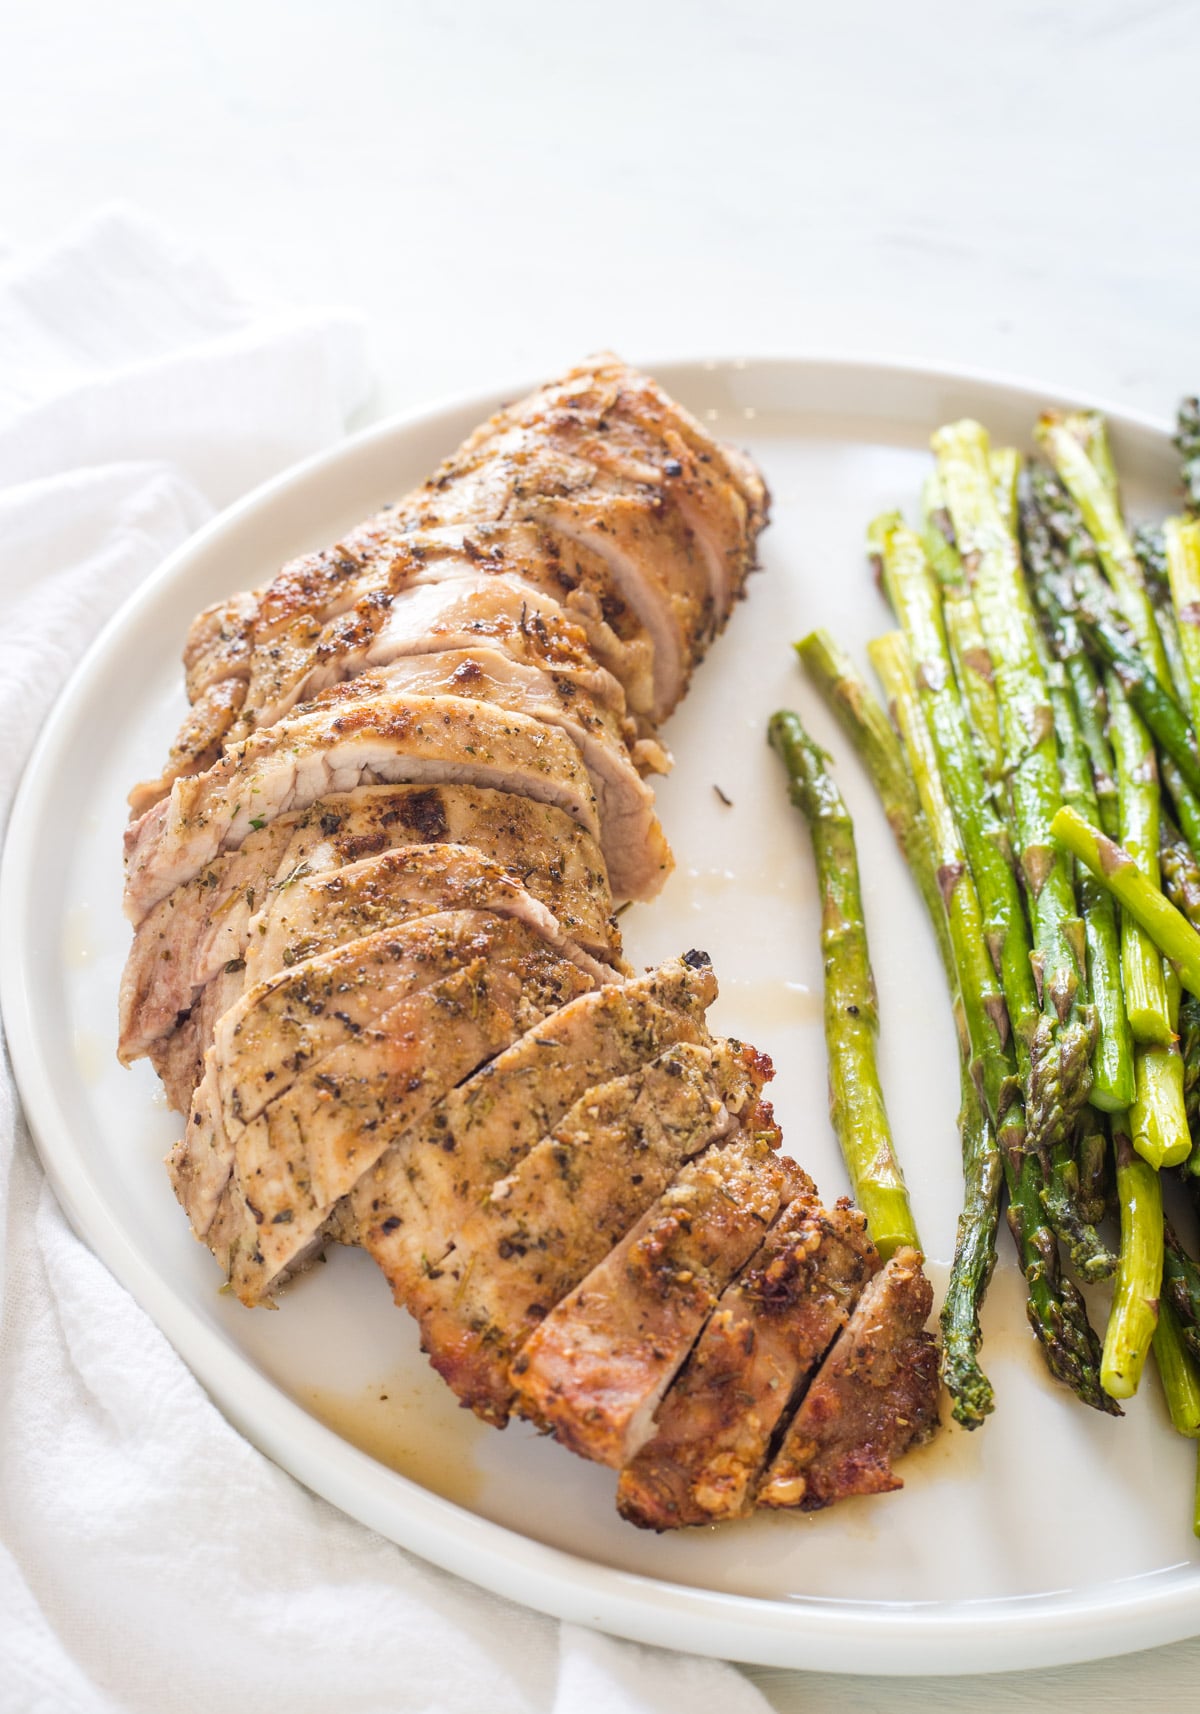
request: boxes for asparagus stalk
[871,633,1114,1409]
[1050,805,1200,1001]
[990,447,1022,535]
[1105,678,1172,1043]
[1075,598,1200,806]
[1043,656,1134,1111]
[1153,1300,1200,1436]
[868,516,1039,1091]
[1101,1122,1163,1400]
[1036,411,1172,685]
[1161,820,1200,927]
[792,629,954,979]
[1129,1039,1189,1171]
[1164,1223,1200,1361]
[1136,522,1171,592]
[1165,516,1200,737]
[1022,467,1120,837]
[943,588,1007,796]
[1159,758,1200,866]
[920,471,964,587]
[796,631,999,1423]
[1179,993,1200,1135]
[1142,537,1195,711]
[767,711,920,1260]
[1075,1112,1110,1226]
[931,423,1095,1146]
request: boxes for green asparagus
[1101,1122,1163,1400]
[932,422,1095,1146]
[871,633,1113,1408]
[1050,805,1200,1001]
[796,631,999,1423]
[768,711,920,1259]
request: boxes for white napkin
[0,208,773,1714]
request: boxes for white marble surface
[4,1,1199,1706]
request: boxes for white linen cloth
[0,208,773,1714]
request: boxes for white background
[4,1,1198,1707]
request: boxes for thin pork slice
[757,1247,940,1512]
[123,685,602,922]
[236,568,642,743]
[150,842,615,1114]
[353,955,724,1327]
[127,677,248,817]
[509,1114,800,1468]
[180,923,595,1303]
[120,783,617,1067]
[169,911,593,1241]
[242,843,615,990]
[616,1197,878,1530]
[412,1041,742,1424]
[182,589,259,701]
[213,909,584,1130]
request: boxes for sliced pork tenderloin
[352,955,723,1353]
[410,1038,766,1425]
[173,912,595,1304]
[124,686,606,922]
[616,1197,878,1530]
[120,783,618,1072]
[509,1111,804,1468]
[757,1247,940,1512]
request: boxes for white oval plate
[5,358,1199,1677]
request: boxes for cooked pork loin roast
[121,355,939,1526]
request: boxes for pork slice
[410,1041,737,1425]
[509,1113,800,1468]
[175,923,594,1300]
[554,357,770,611]
[211,941,593,1306]
[506,355,770,543]
[238,567,639,741]
[756,1247,940,1512]
[127,676,248,817]
[123,687,602,922]
[151,843,616,1115]
[326,650,672,895]
[243,843,616,991]
[169,909,592,1241]
[423,355,769,719]
[616,1198,878,1530]
[119,783,617,1068]
[182,589,259,700]
[148,963,244,1112]
[213,909,566,1130]
[448,520,660,721]
[353,954,722,1318]
[248,505,415,641]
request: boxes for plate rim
[3,352,1196,1678]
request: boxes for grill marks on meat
[124,357,940,1530]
